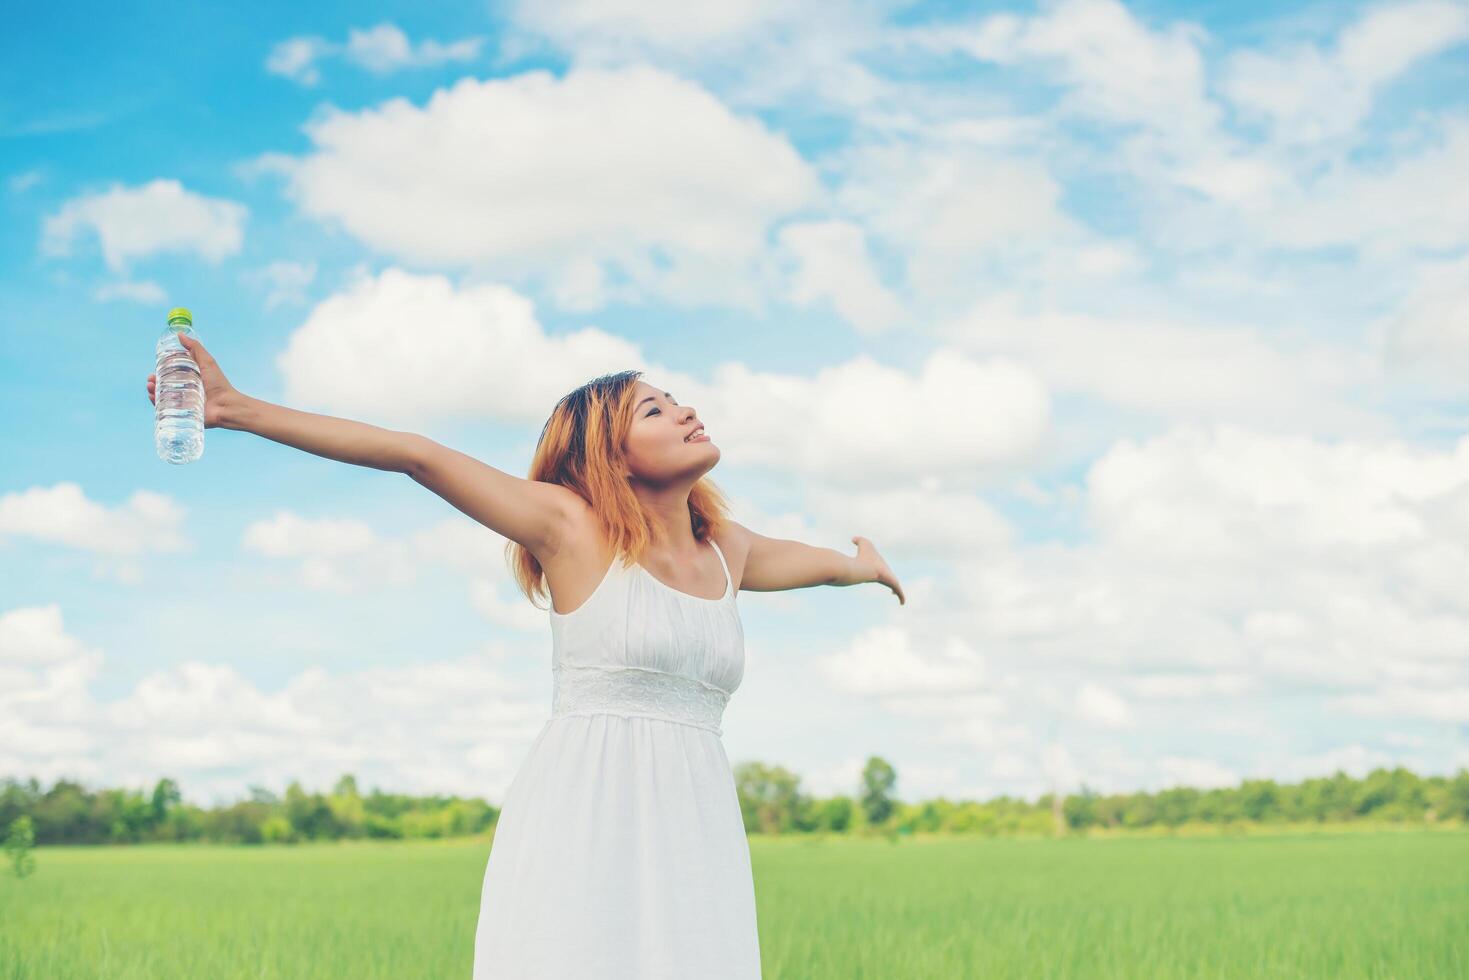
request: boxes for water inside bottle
[155,310,205,464]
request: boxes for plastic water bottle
[154,307,205,464]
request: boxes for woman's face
[621,380,718,486]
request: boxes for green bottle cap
[166,307,193,325]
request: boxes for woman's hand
[851,535,906,605]
[147,332,242,429]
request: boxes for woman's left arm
[731,522,905,605]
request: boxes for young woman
[148,333,905,978]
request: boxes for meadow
[1,829,1464,978]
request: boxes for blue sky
[3,0,1469,807]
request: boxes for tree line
[3,760,1466,847]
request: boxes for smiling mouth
[685,426,708,443]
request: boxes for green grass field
[2,830,1464,978]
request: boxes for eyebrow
[636,392,673,411]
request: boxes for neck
[631,482,698,554]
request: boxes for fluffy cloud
[273,266,1050,479]
[0,482,190,584]
[240,260,317,311]
[1075,682,1133,729]
[799,482,1015,559]
[273,267,644,427]
[1219,0,1469,150]
[816,626,987,697]
[40,178,247,273]
[509,0,796,49]
[831,139,1131,310]
[899,0,1235,197]
[698,349,1050,482]
[265,23,486,86]
[946,422,1469,695]
[239,509,547,631]
[775,220,906,335]
[252,65,819,311]
[93,279,167,304]
[936,291,1381,434]
[927,0,1219,142]
[0,602,546,805]
[807,421,1469,797]
[1378,251,1469,384]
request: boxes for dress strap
[708,537,732,594]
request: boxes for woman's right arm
[152,332,571,554]
[405,439,580,559]
[220,394,422,475]
[225,397,573,555]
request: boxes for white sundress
[472,536,762,979]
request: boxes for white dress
[473,537,762,979]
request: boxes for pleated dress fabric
[472,537,762,979]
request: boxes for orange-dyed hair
[506,369,733,609]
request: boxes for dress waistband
[550,663,730,736]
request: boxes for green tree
[860,756,897,828]
[814,795,853,832]
[5,815,37,878]
[733,762,805,834]
[150,778,181,825]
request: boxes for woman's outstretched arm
[147,332,419,474]
[147,333,568,554]
[220,395,421,474]
[730,521,905,605]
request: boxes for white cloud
[799,756,866,797]
[0,602,546,805]
[266,23,485,86]
[956,0,1217,138]
[241,511,379,559]
[1235,117,1469,258]
[775,220,905,334]
[1127,672,1256,699]
[700,348,1050,482]
[1158,755,1238,789]
[40,179,247,273]
[1041,740,1081,791]
[903,0,1222,162]
[240,260,317,311]
[1219,1,1469,149]
[239,509,543,633]
[816,625,987,697]
[93,279,167,304]
[344,23,486,74]
[510,0,796,49]
[1075,682,1133,729]
[933,423,1469,703]
[253,65,819,312]
[273,266,645,428]
[273,267,1050,480]
[234,506,550,634]
[799,483,1015,560]
[265,36,332,86]
[1086,424,1469,561]
[1328,685,1469,724]
[0,482,191,582]
[1265,743,1401,782]
[936,291,1381,433]
[8,169,44,193]
[1378,251,1469,384]
[833,140,1101,309]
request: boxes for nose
[681,405,697,424]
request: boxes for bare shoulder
[713,519,752,590]
[538,489,616,615]
[544,487,608,562]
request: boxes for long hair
[507,369,733,610]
